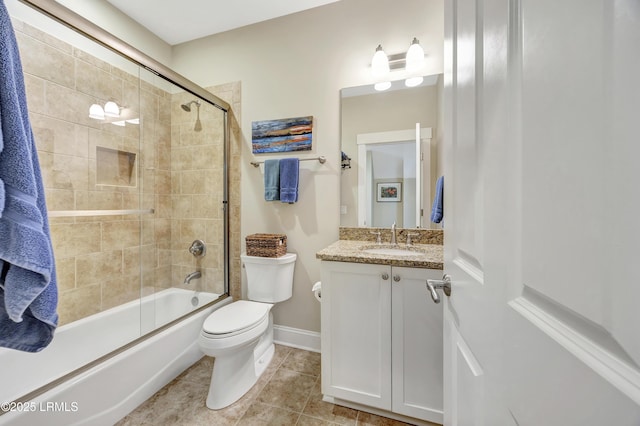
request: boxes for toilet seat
[202,300,271,338]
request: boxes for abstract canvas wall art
[252,116,313,153]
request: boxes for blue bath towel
[430,176,444,224]
[0,0,58,352]
[264,159,280,201]
[279,158,299,204]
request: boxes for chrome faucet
[184,271,201,285]
[391,222,397,245]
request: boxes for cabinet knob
[393,275,401,282]
[381,273,389,280]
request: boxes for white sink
[360,246,424,257]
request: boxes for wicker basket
[245,233,287,257]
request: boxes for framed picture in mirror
[377,182,402,202]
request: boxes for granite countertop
[316,239,443,270]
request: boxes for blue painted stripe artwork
[252,116,313,153]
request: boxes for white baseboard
[273,325,321,353]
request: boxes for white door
[442,0,640,424]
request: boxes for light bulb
[104,101,120,117]
[89,103,105,120]
[371,45,390,79]
[405,38,425,73]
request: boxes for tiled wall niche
[13,17,240,326]
[96,147,137,187]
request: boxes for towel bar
[48,209,155,217]
[250,156,326,168]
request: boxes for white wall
[54,0,173,65]
[171,0,444,333]
[8,2,133,71]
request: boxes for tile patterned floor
[116,345,438,426]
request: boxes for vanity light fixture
[103,100,120,117]
[405,37,425,87]
[89,101,139,125]
[371,45,390,78]
[89,103,105,120]
[89,100,123,120]
[371,45,391,91]
[370,37,426,90]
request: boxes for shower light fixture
[370,37,426,90]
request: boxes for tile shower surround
[13,17,242,325]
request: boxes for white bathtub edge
[0,297,232,426]
[80,338,203,425]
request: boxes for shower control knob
[189,239,206,257]
[381,273,389,280]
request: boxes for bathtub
[0,288,230,426]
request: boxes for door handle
[426,274,452,304]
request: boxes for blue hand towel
[279,158,299,204]
[264,159,280,201]
[430,176,444,224]
[0,0,58,352]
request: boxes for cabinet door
[391,267,443,423]
[320,261,392,410]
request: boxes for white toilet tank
[241,253,297,303]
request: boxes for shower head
[180,99,203,131]
[180,100,200,112]
[194,103,202,132]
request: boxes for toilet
[198,252,296,409]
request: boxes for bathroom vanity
[316,229,444,425]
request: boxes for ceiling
[105,0,340,45]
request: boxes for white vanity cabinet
[320,261,443,424]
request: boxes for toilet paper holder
[312,281,321,301]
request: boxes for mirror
[340,74,443,228]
